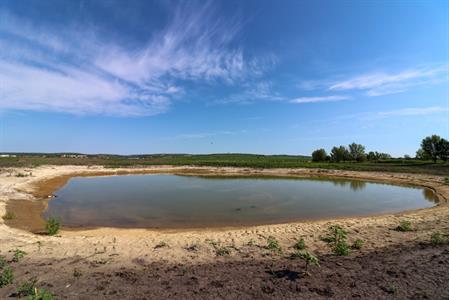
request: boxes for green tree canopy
[330,146,350,162]
[420,135,441,163]
[348,143,366,162]
[311,149,327,162]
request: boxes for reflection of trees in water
[423,189,438,203]
[331,179,366,191]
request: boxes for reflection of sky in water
[44,174,438,228]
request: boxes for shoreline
[1,165,446,234]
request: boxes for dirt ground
[1,165,448,299]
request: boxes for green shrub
[334,241,350,256]
[12,249,27,262]
[17,278,37,297]
[0,266,14,287]
[2,211,16,221]
[215,246,230,256]
[0,255,6,269]
[45,218,60,236]
[395,220,413,232]
[322,225,350,255]
[293,238,306,250]
[431,232,446,246]
[352,239,364,250]
[290,250,320,274]
[266,236,282,253]
[28,288,54,300]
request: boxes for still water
[44,174,438,228]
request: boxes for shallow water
[44,174,438,228]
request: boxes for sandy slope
[0,165,448,299]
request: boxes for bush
[312,149,327,162]
[395,220,413,232]
[322,225,350,256]
[352,239,364,250]
[45,218,60,236]
[0,266,14,288]
[293,238,306,250]
[334,241,350,256]
[266,236,282,253]
[431,232,446,246]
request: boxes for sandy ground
[0,165,448,299]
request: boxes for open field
[1,154,449,176]
[1,165,449,299]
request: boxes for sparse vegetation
[321,225,350,256]
[2,211,16,221]
[266,236,282,253]
[0,266,14,288]
[12,249,27,262]
[215,246,230,256]
[352,239,364,250]
[444,177,449,185]
[73,268,82,278]
[395,220,413,232]
[293,238,306,250]
[0,256,6,269]
[27,287,54,300]
[290,250,320,275]
[17,278,38,297]
[154,241,169,249]
[430,232,446,246]
[45,218,60,236]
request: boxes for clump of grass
[12,249,27,262]
[28,288,54,300]
[45,218,60,236]
[0,255,6,269]
[266,236,282,253]
[321,225,350,256]
[215,246,230,257]
[2,211,16,221]
[352,239,364,250]
[430,232,447,246]
[0,266,14,288]
[154,241,169,249]
[17,278,38,297]
[395,220,413,232]
[293,238,306,250]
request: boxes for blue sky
[0,0,448,156]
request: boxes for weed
[333,241,350,256]
[266,236,282,253]
[45,218,60,236]
[444,177,449,185]
[2,211,16,221]
[154,241,168,249]
[17,278,37,297]
[0,255,6,269]
[215,246,230,256]
[180,266,188,275]
[28,288,54,300]
[293,238,306,250]
[431,232,446,246]
[73,268,82,278]
[322,225,350,256]
[395,220,413,232]
[247,239,255,246]
[12,249,27,262]
[290,250,320,275]
[0,266,14,288]
[352,239,364,250]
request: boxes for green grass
[395,220,413,232]
[1,154,448,175]
[215,246,230,256]
[0,266,14,288]
[45,218,60,236]
[266,236,282,253]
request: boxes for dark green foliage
[334,241,350,256]
[45,218,60,236]
[312,149,327,162]
[330,146,350,162]
[419,135,449,163]
[266,236,282,253]
[367,151,391,161]
[349,143,367,162]
[293,238,306,250]
[395,220,413,232]
[0,266,14,287]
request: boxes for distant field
[0,154,448,176]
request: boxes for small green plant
[293,238,306,250]
[322,225,350,256]
[215,246,230,256]
[0,266,14,287]
[12,249,27,262]
[73,268,82,278]
[45,218,60,236]
[28,288,54,300]
[290,250,320,275]
[395,220,413,232]
[352,239,364,250]
[430,232,446,246]
[154,241,168,249]
[2,211,16,221]
[266,236,282,253]
[17,278,38,297]
[334,241,350,256]
[0,255,6,269]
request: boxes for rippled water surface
[44,174,438,228]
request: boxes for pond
[43,174,438,228]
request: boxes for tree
[330,146,350,162]
[438,138,449,162]
[312,149,327,162]
[348,143,366,162]
[420,135,441,163]
[416,149,430,160]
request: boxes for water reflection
[423,189,438,203]
[331,179,366,191]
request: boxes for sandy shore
[1,165,448,299]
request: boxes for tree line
[311,134,448,163]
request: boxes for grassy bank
[0,153,448,176]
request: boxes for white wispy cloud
[290,95,349,104]
[372,106,448,119]
[164,129,248,140]
[214,81,285,105]
[0,2,272,116]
